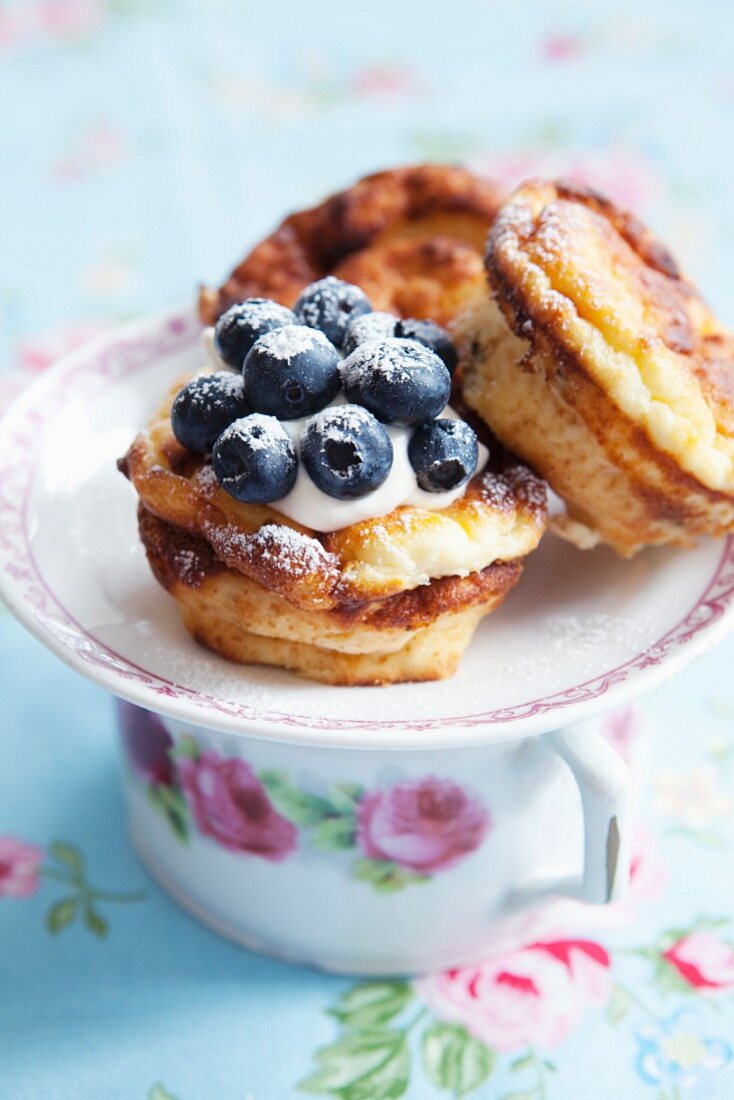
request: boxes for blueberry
[301,404,393,500]
[214,299,296,369]
[171,372,251,453]
[343,311,398,356]
[341,338,451,426]
[395,317,458,374]
[212,414,297,503]
[244,325,340,420]
[408,419,479,492]
[294,276,372,348]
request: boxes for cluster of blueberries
[171,276,480,504]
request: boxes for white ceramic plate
[2,307,734,749]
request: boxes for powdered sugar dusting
[235,299,295,326]
[357,507,416,547]
[503,610,655,686]
[505,464,548,520]
[205,519,339,581]
[490,198,535,256]
[344,311,398,355]
[217,412,289,453]
[475,468,515,511]
[295,276,370,342]
[533,199,577,263]
[189,372,242,399]
[195,464,219,492]
[341,338,440,388]
[475,464,547,522]
[307,402,375,442]
[175,371,246,424]
[172,546,208,587]
[249,523,336,575]
[254,324,331,361]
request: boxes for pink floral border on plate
[2,309,734,736]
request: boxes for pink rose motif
[0,837,44,898]
[663,932,734,991]
[418,939,611,1050]
[117,702,174,787]
[178,751,297,861]
[356,777,490,874]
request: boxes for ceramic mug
[116,700,633,976]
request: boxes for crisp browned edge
[198,164,503,323]
[484,177,734,525]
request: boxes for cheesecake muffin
[121,287,545,685]
[457,178,734,556]
[121,167,548,684]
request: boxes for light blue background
[3,2,734,1097]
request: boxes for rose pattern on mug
[178,751,297,862]
[118,703,189,841]
[356,778,490,875]
[118,705,491,891]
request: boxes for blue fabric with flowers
[3,1,734,1097]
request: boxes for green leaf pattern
[41,838,145,938]
[299,1030,410,1099]
[128,733,487,893]
[297,907,734,1100]
[46,897,77,934]
[422,1022,494,1097]
[147,1086,178,1100]
[148,785,189,842]
[49,840,84,877]
[352,858,429,893]
[328,983,415,1031]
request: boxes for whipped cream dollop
[202,327,488,532]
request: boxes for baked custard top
[487,178,734,493]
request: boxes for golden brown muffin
[137,506,525,686]
[457,178,734,556]
[333,236,486,328]
[120,376,546,685]
[121,166,550,684]
[198,164,502,327]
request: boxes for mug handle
[547,720,632,905]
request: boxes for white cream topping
[201,327,487,532]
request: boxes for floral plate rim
[2,307,734,749]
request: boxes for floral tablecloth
[3,1,734,1097]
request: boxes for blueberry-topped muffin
[120,170,546,685]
